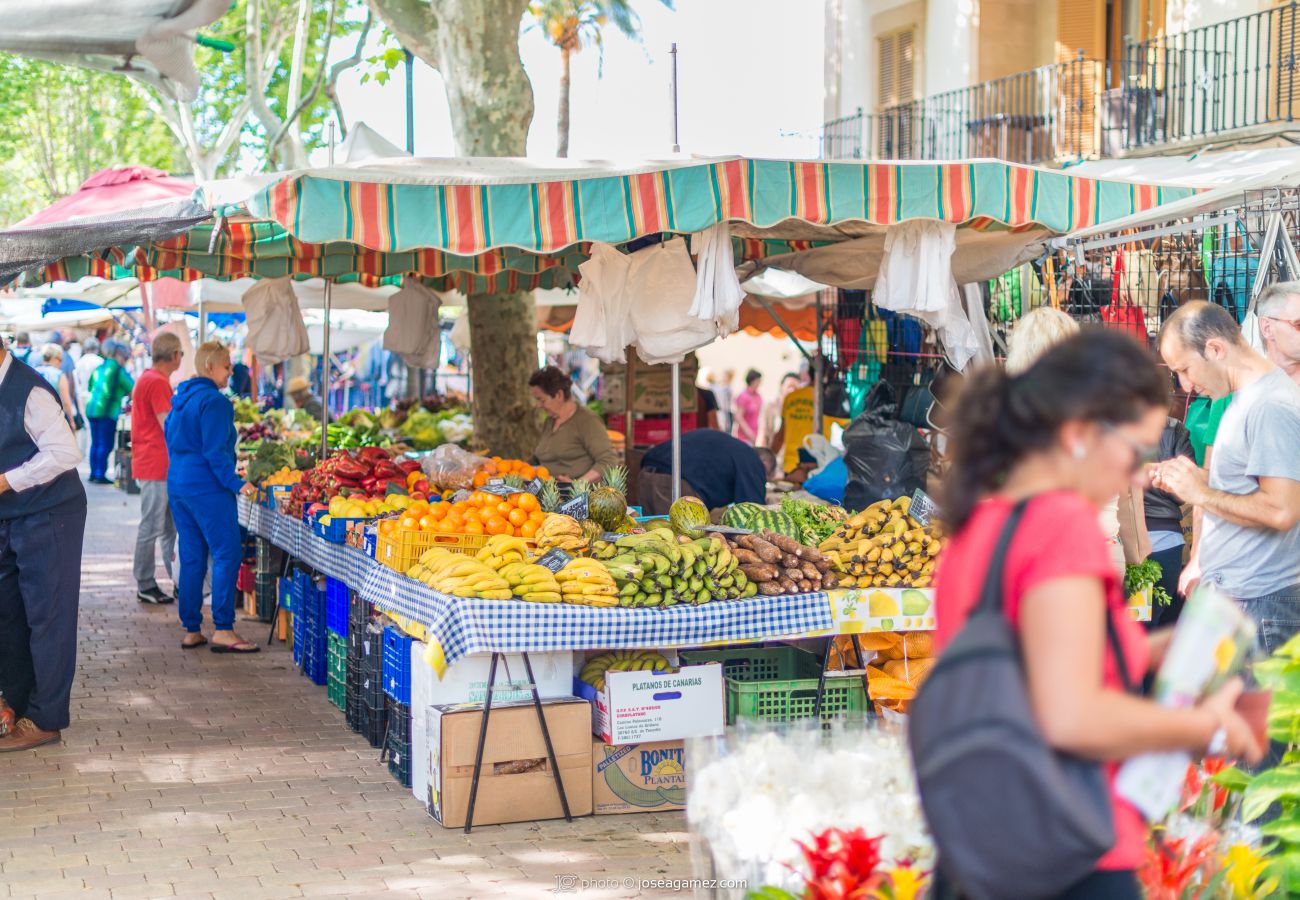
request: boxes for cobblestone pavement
[0,481,694,900]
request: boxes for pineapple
[538,479,563,513]
[502,474,526,490]
[588,466,628,532]
[568,477,591,499]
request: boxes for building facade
[821,0,1300,163]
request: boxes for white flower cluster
[437,413,473,445]
[687,721,932,895]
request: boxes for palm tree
[528,0,672,157]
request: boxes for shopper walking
[73,336,103,412]
[9,332,33,366]
[84,340,133,485]
[1257,281,1300,385]
[1155,301,1300,657]
[165,342,258,653]
[132,333,182,606]
[932,331,1263,898]
[0,341,87,752]
[34,345,78,432]
[733,369,763,446]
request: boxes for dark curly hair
[528,365,572,399]
[942,329,1168,531]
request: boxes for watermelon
[720,503,801,540]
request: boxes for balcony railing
[822,2,1300,163]
[1114,2,1300,152]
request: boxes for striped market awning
[244,157,1198,254]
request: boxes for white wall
[1168,0,1270,33]
[924,0,979,93]
[696,333,810,409]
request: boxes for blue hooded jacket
[165,377,244,497]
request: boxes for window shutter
[877,29,916,156]
[878,33,898,108]
[1057,0,1104,157]
[1272,0,1300,121]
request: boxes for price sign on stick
[535,548,573,573]
[909,489,940,526]
[700,524,753,536]
[558,493,588,520]
[526,477,543,495]
[480,481,520,497]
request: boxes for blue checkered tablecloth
[238,497,833,668]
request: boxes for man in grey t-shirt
[1157,302,1300,657]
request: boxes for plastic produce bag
[418,444,489,491]
[841,382,930,511]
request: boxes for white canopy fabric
[168,277,403,313]
[1,0,230,100]
[0,300,116,330]
[1067,147,1300,189]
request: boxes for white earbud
[1071,444,1086,461]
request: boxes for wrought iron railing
[1114,3,1300,152]
[821,109,866,159]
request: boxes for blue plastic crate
[325,577,349,637]
[381,625,413,704]
[321,516,367,544]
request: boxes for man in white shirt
[0,342,86,752]
[73,336,104,414]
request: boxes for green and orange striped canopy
[241,156,1196,254]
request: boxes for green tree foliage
[0,57,183,227]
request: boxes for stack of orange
[381,489,545,538]
[471,457,551,487]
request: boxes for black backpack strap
[975,497,1136,694]
[973,498,1033,615]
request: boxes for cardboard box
[426,697,593,828]
[573,663,725,745]
[592,739,687,815]
[411,645,573,804]
[602,356,698,415]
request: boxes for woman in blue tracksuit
[165,342,258,653]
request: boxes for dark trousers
[637,470,702,517]
[932,868,1139,900]
[88,416,116,480]
[0,500,87,731]
[171,491,241,632]
[1147,543,1186,629]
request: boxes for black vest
[0,358,85,520]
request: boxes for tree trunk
[557,47,571,158]
[466,290,542,458]
[367,0,543,459]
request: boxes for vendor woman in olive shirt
[528,366,619,482]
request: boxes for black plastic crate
[360,697,387,748]
[385,728,412,788]
[345,688,362,732]
[385,699,411,745]
[255,538,283,576]
[349,592,372,631]
[254,574,277,622]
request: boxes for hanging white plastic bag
[242,277,309,365]
[384,278,442,368]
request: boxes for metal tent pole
[813,290,825,435]
[321,123,336,461]
[670,361,681,502]
[197,296,207,344]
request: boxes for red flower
[1138,831,1220,900]
[796,828,886,900]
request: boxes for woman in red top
[934,331,1262,899]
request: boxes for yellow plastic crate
[373,529,537,573]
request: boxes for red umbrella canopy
[17,166,195,228]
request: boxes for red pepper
[334,458,369,481]
[357,446,389,464]
[396,459,422,475]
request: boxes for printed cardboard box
[574,663,724,744]
[426,697,593,828]
[591,738,687,815]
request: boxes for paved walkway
[0,480,693,900]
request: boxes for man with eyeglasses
[1155,301,1300,660]
[1256,281,1300,386]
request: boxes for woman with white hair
[33,345,78,433]
[1006,309,1151,573]
[165,341,258,652]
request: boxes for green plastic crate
[327,632,347,683]
[680,646,868,724]
[327,673,346,711]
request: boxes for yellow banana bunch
[410,546,512,599]
[498,561,563,603]
[476,534,531,571]
[578,649,673,691]
[556,559,619,606]
[817,497,944,589]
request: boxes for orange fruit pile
[382,489,545,538]
[471,457,550,487]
